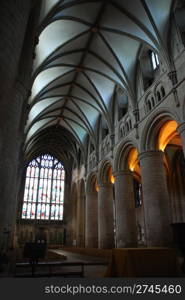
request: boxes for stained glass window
[22,154,65,220]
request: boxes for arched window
[157,91,161,102]
[151,51,159,70]
[22,154,65,221]
[120,124,125,137]
[126,122,129,133]
[151,97,155,107]
[161,86,165,98]
[140,49,160,91]
[133,179,142,208]
[129,119,132,130]
[148,100,152,111]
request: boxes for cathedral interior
[1,0,185,277]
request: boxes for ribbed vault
[25,126,77,172]
[25,0,174,161]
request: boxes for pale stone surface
[114,171,137,247]
[98,184,114,249]
[139,151,172,246]
[85,192,98,248]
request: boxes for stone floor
[1,248,109,278]
[50,249,108,277]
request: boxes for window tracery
[22,154,65,221]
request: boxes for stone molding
[113,170,132,177]
[98,183,113,188]
[138,150,164,161]
[177,122,185,135]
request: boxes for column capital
[138,150,164,161]
[98,183,113,188]
[177,122,185,135]
[86,190,98,196]
[113,170,132,177]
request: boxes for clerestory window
[21,154,65,221]
[151,51,159,70]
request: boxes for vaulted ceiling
[25,0,174,161]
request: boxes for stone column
[177,122,185,158]
[98,184,114,249]
[139,150,172,246]
[85,191,98,248]
[76,195,85,247]
[63,180,74,246]
[80,194,86,247]
[114,171,137,247]
[76,196,81,246]
[0,0,38,251]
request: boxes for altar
[105,248,178,277]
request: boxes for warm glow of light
[95,183,99,192]
[128,148,139,172]
[95,179,99,192]
[110,174,115,184]
[108,167,115,184]
[158,120,179,151]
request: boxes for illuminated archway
[98,160,115,186]
[158,120,181,151]
[127,148,141,181]
[108,166,115,184]
[157,120,185,222]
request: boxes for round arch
[113,138,139,172]
[86,172,98,193]
[98,159,114,186]
[140,108,180,152]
